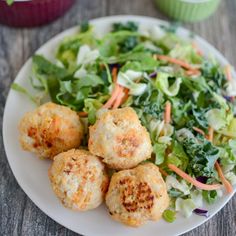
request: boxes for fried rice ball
[48,149,109,211]
[19,102,83,159]
[88,107,152,169]
[105,163,169,227]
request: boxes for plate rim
[2,15,236,236]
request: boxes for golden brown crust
[105,163,169,227]
[88,107,152,169]
[114,129,141,158]
[19,102,84,159]
[48,149,109,211]
[120,178,154,213]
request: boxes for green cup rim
[180,0,220,3]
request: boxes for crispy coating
[19,102,83,159]
[105,163,169,227]
[48,149,109,211]
[88,107,152,169]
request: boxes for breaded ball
[48,149,109,211]
[19,102,83,159]
[105,163,169,227]
[88,107,152,169]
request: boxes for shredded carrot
[168,164,222,190]
[77,111,88,117]
[113,88,130,109]
[164,101,171,124]
[207,127,232,192]
[112,89,124,109]
[103,67,123,109]
[207,126,214,142]
[185,69,201,76]
[206,126,233,193]
[159,167,168,177]
[192,42,203,56]
[225,65,232,81]
[193,126,205,136]
[111,67,118,82]
[121,88,129,104]
[215,161,233,193]
[156,55,200,72]
[103,84,122,108]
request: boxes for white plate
[3,15,236,236]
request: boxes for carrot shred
[164,101,171,124]
[121,88,129,103]
[225,65,232,81]
[103,84,122,109]
[77,111,88,117]
[193,126,205,136]
[185,69,201,76]
[225,65,235,101]
[206,126,233,193]
[168,164,222,190]
[113,88,130,109]
[111,67,118,82]
[215,161,233,193]
[159,167,168,177]
[156,55,200,72]
[207,126,214,142]
[103,67,122,109]
[192,42,203,56]
[112,88,124,109]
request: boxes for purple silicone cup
[0,0,75,28]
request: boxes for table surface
[0,0,236,235]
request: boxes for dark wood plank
[0,0,235,236]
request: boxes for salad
[12,21,236,222]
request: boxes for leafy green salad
[12,21,236,222]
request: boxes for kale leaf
[181,136,220,177]
[112,21,138,32]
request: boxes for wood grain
[0,0,235,235]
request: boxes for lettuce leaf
[117,70,147,96]
[11,83,38,104]
[169,44,202,64]
[155,72,182,97]
[56,27,97,70]
[170,98,192,128]
[99,31,140,58]
[168,140,189,171]
[76,45,100,66]
[166,175,190,195]
[175,198,196,218]
[218,139,236,169]
[202,190,218,204]
[83,98,103,124]
[153,143,166,165]
[206,108,233,131]
[218,118,236,138]
[201,60,227,92]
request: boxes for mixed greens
[12,21,236,221]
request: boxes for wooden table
[0,0,235,235]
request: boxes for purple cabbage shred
[193,208,209,218]
[196,176,208,184]
[223,96,232,102]
[149,72,157,78]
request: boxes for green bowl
[155,0,221,22]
